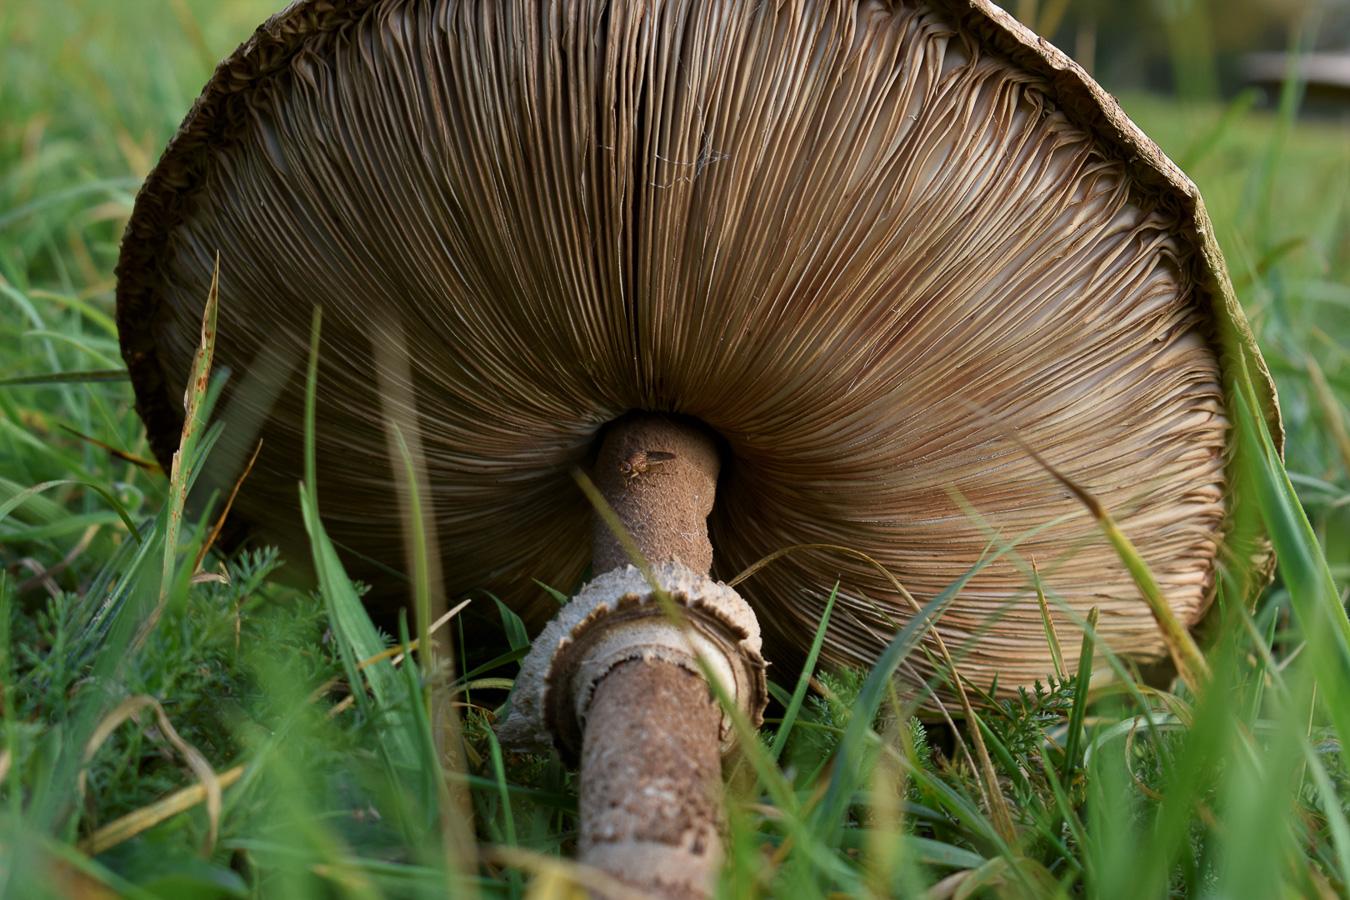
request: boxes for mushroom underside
[118,0,1252,699]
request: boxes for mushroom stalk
[590,415,720,576]
[500,415,766,898]
[579,658,724,897]
[582,417,724,896]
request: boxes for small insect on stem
[620,450,677,480]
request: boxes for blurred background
[1020,0,1350,103]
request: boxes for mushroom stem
[581,416,726,897]
[591,414,720,576]
[579,657,724,898]
[499,415,765,899]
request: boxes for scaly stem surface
[579,415,726,898]
[580,658,724,898]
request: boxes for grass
[4,2,1350,898]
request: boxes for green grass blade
[768,582,837,763]
[1060,606,1098,787]
[486,729,523,898]
[25,289,119,338]
[298,307,415,765]
[1034,565,1067,682]
[492,597,530,653]
[0,478,140,540]
[1233,378,1350,741]
[0,369,128,387]
[812,547,1004,853]
[0,177,141,230]
[390,426,433,692]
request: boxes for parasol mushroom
[116,0,1281,895]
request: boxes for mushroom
[116,0,1280,896]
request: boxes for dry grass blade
[16,523,99,595]
[135,252,218,647]
[43,858,122,900]
[730,543,920,592]
[58,425,160,471]
[77,765,245,856]
[947,685,1017,846]
[1305,354,1350,480]
[312,598,472,716]
[1033,561,1068,682]
[191,437,262,576]
[924,867,978,900]
[521,871,590,900]
[388,598,471,665]
[963,401,1212,693]
[447,678,515,697]
[570,467,673,612]
[483,846,658,900]
[188,564,229,586]
[78,695,224,855]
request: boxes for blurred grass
[4,2,1350,899]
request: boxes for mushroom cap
[116,0,1281,692]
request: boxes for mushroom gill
[117,0,1276,701]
